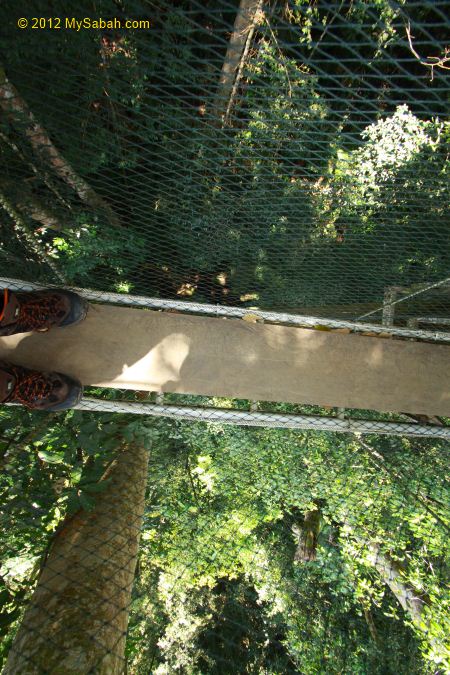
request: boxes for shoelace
[17,295,66,331]
[5,365,52,407]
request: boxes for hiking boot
[0,362,83,411]
[0,288,88,336]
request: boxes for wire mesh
[0,1,449,673]
[0,0,449,330]
[0,404,449,672]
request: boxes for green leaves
[37,450,65,465]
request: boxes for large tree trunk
[4,442,149,674]
[0,66,120,228]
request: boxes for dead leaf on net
[135,391,150,400]
[361,331,393,338]
[242,313,263,323]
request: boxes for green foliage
[122,418,449,673]
[0,0,448,672]
[0,402,448,672]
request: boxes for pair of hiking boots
[0,288,88,411]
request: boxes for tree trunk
[0,66,120,228]
[293,509,322,562]
[4,442,149,675]
[0,178,63,232]
[213,0,263,123]
[361,604,379,644]
[365,543,427,628]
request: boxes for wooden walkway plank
[0,304,448,416]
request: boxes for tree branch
[405,22,450,81]
[0,189,67,283]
